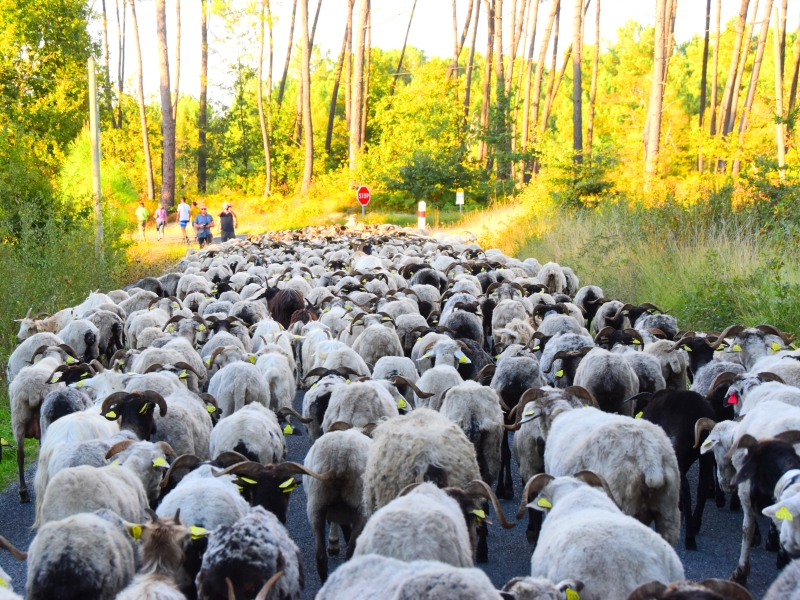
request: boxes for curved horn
[144,363,164,374]
[697,579,755,600]
[29,344,52,362]
[464,479,516,528]
[706,371,740,398]
[255,572,285,600]
[625,581,667,600]
[145,507,158,522]
[709,325,745,349]
[101,391,131,416]
[173,362,201,378]
[693,417,718,448]
[277,406,313,423]
[213,451,250,468]
[774,430,800,446]
[57,344,79,358]
[564,386,599,408]
[327,421,352,432]
[757,371,786,384]
[105,439,136,459]
[398,482,423,496]
[611,303,635,320]
[516,473,555,519]
[473,364,496,382]
[207,346,227,368]
[755,324,796,344]
[141,390,168,416]
[622,328,644,345]
[45,365,69,384]
[593,326,616,342]
[159,454,203,488]
[725,434,759,462]
[573,470,619,507]
[162,315,186,330]
[667,335,696,352]
[390,375,435,399]
[278,462,333,480]
[0,534,28,561]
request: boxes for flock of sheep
[2,222,800,599]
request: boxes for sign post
[418,201,426,229]
[456,188,464,214]
[88,57,103,261]
[357,185,371,217]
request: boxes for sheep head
[101,391,167,441]
[212,461,332,524]
[626,579,754,600]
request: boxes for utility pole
[88,57,104,261]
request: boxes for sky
[94,0,792,104]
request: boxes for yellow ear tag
[179,370,188,379]
[459,355,469,364]
[701,439,713,448]
[75,380,85,388]
[172,302,179,309]
[495,354,501,359]
[0,576,7,587]
[0,438,9,447]
[773,342,783,352]
[167,326,175,333]
[249,355,256,364]
[283,423,294,435]
[397,397,408,409]
[635,412,643,419]
[555,370,564,378]
[51,372,62,382]
[131,525,142,540]
[524,409,535,417]
[240,477,258,485]
[537,498,552,509]
[152,457,169,468]
[204,357,211,365]
[236,485,244,492]
[532,345,540,351]
[732,344,742,352]
[776,506,794,521]
[683,345,692,352]
[139,404,149,414]
[111,460,120,466]
[472,509,486,519]
[632,339,641,345]
[345,379,351,383]
[198,324,206,331]
[206,405,216,414]
[715,346,725,351]
[566,589,581,600]
[280,477,299,492]
[66,356,78,364]
[105,410,117,419]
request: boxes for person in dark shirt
[218,202,238,243]
[193,205,215,248]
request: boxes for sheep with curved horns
[519,387,681,547]
[521,472,684,600]
[625,580,754,600]
[708,324,797,372]
[322,381,399,434]
[209,403,286,464]
[300,368,358,441]
[413,338,469,411]
[501,576,585,600]
[303,428,372,582]
[6,332,67,384]
[195,507,303,600]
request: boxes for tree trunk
[451,0,459,79]
[709,0,721,135]
[101,0,116,127]
[774,5,786,178]
[258,0,272,196]
[788,15,800,114]
[540,3,561,131]
[300,0,314,192]
[349,0,369,170]
[172,0,180,123]
[293,0,323,144]
[572,0,583,162]
[277,0,297,107]
[390,0,417,96]
[463,0,480,122]
[494,0,509,176]
[725,0,758,136]
[586,0,599,156]
[505,0,529,95]
[198,0,208,193]
[530,0,560,142]
[156,0,175,207]
[115,0,126,128]
[717,0,750,136]
[479,0,494,160]
[780,0,788,73]
[542,42,572,132]
[519,0,541,163]
[129,0,154,200]
[326,1,352,152]
[732,0,773,175]
[360,6,371,147]
[511,0,532,179]
[644,0,667,176]
[698,0,711,170]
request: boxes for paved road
[0,391,786,598]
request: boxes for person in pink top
[155,205,168,241]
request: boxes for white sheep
[209,403,286,464]
[207,360,270,418]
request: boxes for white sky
[94,0,790,104]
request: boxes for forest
[2,0,800,337]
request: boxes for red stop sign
[357,186,371,206]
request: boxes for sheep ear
[556,579,584,594]
[123,521,144,541]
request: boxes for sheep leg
[766,520,780,552]
[476,521,489,563]
[680,472,696,550]
[730,491,741,512]
[17,437,29,504]
[731,485,754,585]
[313,515,329,583]
[692,453,713,538]
[340,524,354,558]
[526,507,542,546]
[327,522,340,557]
[714,464,726,508]
[495,430,514,500]
[777,544,791,569]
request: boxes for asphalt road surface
[0,390,786,599]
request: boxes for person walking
[193,205,215,248]
[155,204,167,241]
[135,202,149,241]
[177,197,191,243]
[218,202,238,243]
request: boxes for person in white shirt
[177,197,191,243]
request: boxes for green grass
[516,202,800,333]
